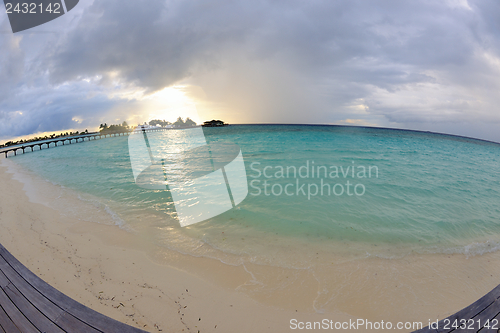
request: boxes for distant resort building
[134,122,172,131]
[134,123,153,131]
[202,120,228,127]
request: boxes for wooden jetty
[413,284,500,332]
[2,230,500,333]
[0,128,167,159]
[1,242,500,332]
[0,243,148,333]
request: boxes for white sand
[0,158,358,332]
[2,156,500,332]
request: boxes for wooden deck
[413,284,500,333]
[2,238,500,333]
[0,243,148,333]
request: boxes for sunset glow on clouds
[1,0,500,142]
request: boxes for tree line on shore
[0,117,202,149]
[148,117,197,128]
[98,122,131,134]
[98,117,197,134]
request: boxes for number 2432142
[5,2,61,14]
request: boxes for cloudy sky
[1,0,500,142]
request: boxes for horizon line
[2,122,500,147]
[227,123,500,146]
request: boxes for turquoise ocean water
[9,125,500,268]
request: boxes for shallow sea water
[8,124,500,320]
[11,125,500,265]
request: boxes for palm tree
[185,118,196,127]
[173,117,185,127]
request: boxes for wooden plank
[453,297,500,332]
[0,287,38,333]
[448,285,500,320]
[477,310,500,332]
[55,312,102,333]
[413,284,500,333]
[2,283,65,333]
[56,311,105,333]
[0,256,98,332]
[0,304,21,333]
[0,258,64,323]
[477,324,500,333]
[0,270,10,289]
[0,264,101,333]
[0,244,147,333]
[62,301,146,333]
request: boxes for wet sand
[1,157,500,332]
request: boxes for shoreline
[2,156,500,331]
[0,157,360,332]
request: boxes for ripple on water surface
[10,125,500,268]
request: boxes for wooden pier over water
[0,128,167,159]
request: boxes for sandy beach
[2,155,500,332]
[0,157,359,332]
[3,0,500,330]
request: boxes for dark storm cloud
[45,0,256,92]
[0,19,25,101]
[0,79,125,138]
[48,0,467,90]
[2,0,500,141]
